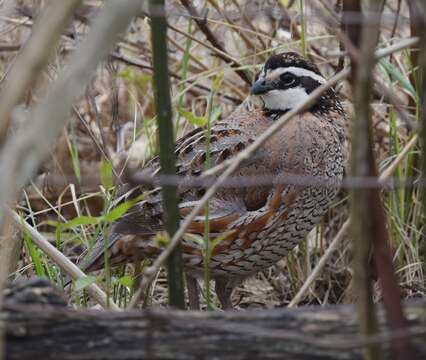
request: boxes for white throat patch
[257,65,327,112]
[261,86,309,112]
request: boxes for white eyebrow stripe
[267,67,326,84]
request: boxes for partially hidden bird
[73,52,347,309]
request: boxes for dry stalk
[0,3,144,346]
[229,0,268,50]
[3,9,417,313]
[178,0,251,85]
[206,0,260,54]
[7,209,119,310]
[0,0,83,146]
[348,2,382,359]
[348,1,411,359]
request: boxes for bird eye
[280,72,296,86]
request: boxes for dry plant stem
[336,0,345,73]
[379,135,419,180]
[362,5,411,360]
[311,1,360,64]
[7,209,119,311]
[0,43,21,52]
[390,0,402,41]
[0,1,81,357]
[340,0,361,78]
[0,0,83,146]
[289,219,350,308]
[186,275,200,310]
[0,0,142,318]
[407,2,421,113]
[288,134,419,308]
[111,51,241,104]
[178,0,251,85]
[229,0,267,50]
[206,0,258,54]
[167,23,241,67]
[372,77,416,131]
[349,1,382,359]
[0,215,19,278]
[127,36,420,310]
[413,0,426,294]
[349,1,410,359]
[0,210,19,360]
[150,0,185,309]
[166,34,245,99]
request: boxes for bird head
[251,52,336,116]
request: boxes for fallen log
[2,299,426,360]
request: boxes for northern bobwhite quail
[75,52,347,309]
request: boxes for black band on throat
[264,109,288,120]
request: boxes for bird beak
[250,79,275,95]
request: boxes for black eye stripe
[275,75,321,92]
[299,76,321,93]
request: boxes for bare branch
[0,0,144,318]
[178,0,251,85]
[7,209,119,310]
[0,0,83,146]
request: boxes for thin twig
[348,2,383,359]
[7,209,119,310]
[0,2,83,356]
[372,75,417,131]
[22,166,426,192]
[110,51,242,104]
[0,0,83,146]
[178,0,251,85]
[0,0,142,314]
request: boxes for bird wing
[76,106,314,274]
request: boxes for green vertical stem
[149,0,185,309]
[203,88,214,309]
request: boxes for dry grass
[2,0,424,309]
